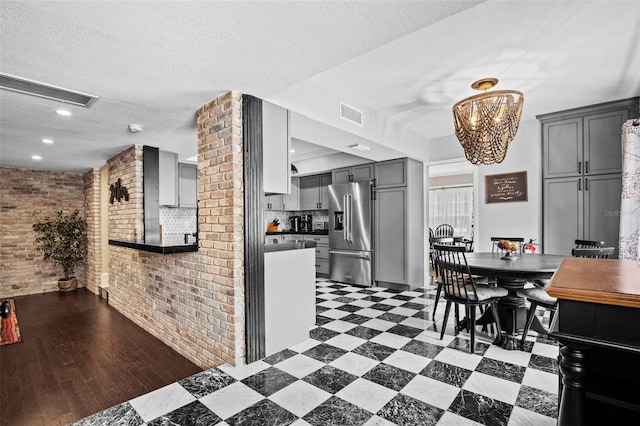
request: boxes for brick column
[83,168,102,294]
[197,91,245,366]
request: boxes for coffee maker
[289,216,301,232]
[300,214,312,232]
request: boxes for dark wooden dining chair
[430,237,454,319]
[432,244,506,353]
[434,224,454,238]
[518,246,615,345]
[490,237,525,253]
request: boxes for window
[429,185,473,239]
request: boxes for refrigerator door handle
[329,249,371,259]
[343,194,348,241]
[346,193,353,241]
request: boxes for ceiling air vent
[340,102,363,126]
[0,73,100,107]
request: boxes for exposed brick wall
[106,91,245,369]
[0,167,85,297]
[83,168,101,294]
[107,145,144,240]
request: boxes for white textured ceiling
[1,1,639,173]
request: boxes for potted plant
[33,210,88,292]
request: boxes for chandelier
[453,78,524,165]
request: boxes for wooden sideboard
[547,258,640,426]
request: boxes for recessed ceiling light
[349,143,372,152]
[290,149,295,153]
[56,109,72,116]
[32,155,42,160]
[42,138,54,144]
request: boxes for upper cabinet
[300,173,331,210]
[374,158,409,188]
[178,163,197,208]
[332,163,374,184]
[540,98,637,179]
[159,150,178,206]
[262,101,291,194]
[283,177,299,211]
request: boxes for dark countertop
[264,240,317,253]
[109,238,199,254]
[266,230,328,236]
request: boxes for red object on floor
[0,299,22,346]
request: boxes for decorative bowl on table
[498,240,519,260]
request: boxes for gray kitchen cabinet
[332,163,374,184]
[374,158,409,188]
[265,233,292,245]
[159,150,178,206]
[540,98,637,257]
[374,158,424,287]
[265,194,284,210]
[304,234,329,276]
[263,100,290,194]
[283,177,299,210]
[299,173,331,210]
[543,174,621,257]
[178,163,197,207]
[540,98,637,179]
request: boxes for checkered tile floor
[72,279,559,426]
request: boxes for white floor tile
[371,291,397,298]
[336,378,397,414]
[483,344,532,367]
[322,319,357,333]
[463,371,521,405]
[329,352,379,376]
[415,330,455,346]
[199,381,264,419]
[325,333,367,351]
[521,368,558,395]
[438,411,485,426]
[388,306,419,317]
[349,299,376,308]
[361,318,396,332]
[400,290,425,298]
[129,383,195,422]
[217,360,270,380]
[531,342,559,359]
[362,415,398,426]
[275,354,325,378]
[318,309,350,320]
[434,347,483,371]
[269,380,331,417]
[383,350,432,374]
[508,406,557,426]
[370,332,411,349]
[400,316,434,330]
[357,308,387,318]
[377,298,405,307]
[317,300,344,309]
[289,338,321,353]
[291,419,313,426]
[316,292,339,300]
[401,375,459,410]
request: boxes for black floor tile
[309,327,340,342]
[303,343,348,363]
[345,326,383,340]
[240,367,297,397]
[420,360,472,388]
[352,341,396,362]
[528,354,558,375]
[377,393,444,426]
[516,385,558,419]
[263,349,298,365]
[448,389,512,426]
[361,363,416,391]
[147,400,221,426]
[179,368,236,398]
[226,398,297,426]
[386,324,423,339]
[302,365,358,394]
[475,357,525,384]
[303,396,372,426]
[400,340,443,359]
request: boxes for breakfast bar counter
[547,257,640,426]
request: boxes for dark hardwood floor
[0,289,202,426]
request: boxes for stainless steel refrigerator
[328,181,374,286]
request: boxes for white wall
[425,118,542,252]
[474,118,542,252]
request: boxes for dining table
[463,252,567,350]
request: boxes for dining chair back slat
[574,239,606,249]
[434,224,454,238]
[571,247,615,258]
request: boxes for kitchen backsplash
[160,207,197,241]
[265,210,329,231]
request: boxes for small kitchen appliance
[300,214,313,232]
[289,216,301,232]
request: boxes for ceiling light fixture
[41,138,54,144]
[349,143,372,152]
[290,149,295,153]
[56,109,72,116]
[452,78,524,165]
[32,155,42,160]
[128,123,143,133]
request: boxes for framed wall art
[485,171,528,204]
